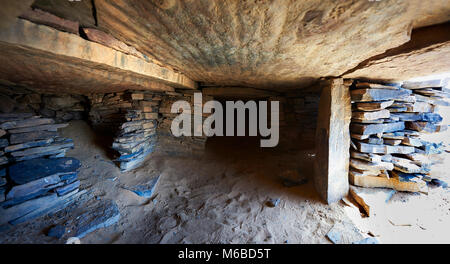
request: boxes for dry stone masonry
[157,91,212,156]
[349,79,449,193]
[89,90,213,172]
[0,113,84,226]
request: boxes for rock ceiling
[0,0,449,93]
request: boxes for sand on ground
[0,120,449,244]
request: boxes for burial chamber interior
[0,0,449,244]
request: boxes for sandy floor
[0,120,449,244]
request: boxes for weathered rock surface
[345,23,450,82]
[314,79,351,204]
[0,1,448,92]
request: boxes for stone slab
[9,157,81,185]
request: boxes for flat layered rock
[402,137,423,147]
[355,142,415,154]
[406,122,448,133]
[383,139,402,146]
[9,158,81,185]
[3,175,63,207]
[0,139,8,148]
[354,100,394,111]
[351,122,405,135]
[119,145,155,172]
[4,138,54,153]
[402,79,441,89]
[394,95,416,103]
[414,94,450,106]
[391,156,429,174]
[404,153,436,167]
[349,174,427,193]
[391,113,442,122]
[382,132,405,140]
[0,118,54,130]
[123,176,160,198]
[10,142,74,158]
[405,102,434,113]
[351,89,411,102]
[55,180,80,196]
[349,185,395,216]
[352,110,390,121]
[355,83,399,89]
[8,190,85,226]
[73,199,120,239]
[361,137,383,145]
[0,193,58,225]
[8,123,68,134]
[414,88,450,98]
[350,168,382,177]
[387,107,407,112]
[350,158,393,172]
[0,113,34,122]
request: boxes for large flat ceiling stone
[345,23,450,82]
[92,0,448,89]
[0,19,196,94]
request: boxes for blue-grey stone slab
[0,193,58,225]
[124,176,160,198]
[0,177,6,187]
[8,189,84,226]
[10,131,58,145]
[74,199,120,238]
[0,113,34,122]
[10,142,74,158]
[0,187,5,203]
[0,118,54,130]
[59,172,78,184]
[0,139,8,148]
[55,180,80,196]
[9,158,81,185]
[4,138,54,153]
[4,175,62,207]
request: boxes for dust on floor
[0,120,449,244]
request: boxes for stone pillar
[314,78,351,204]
